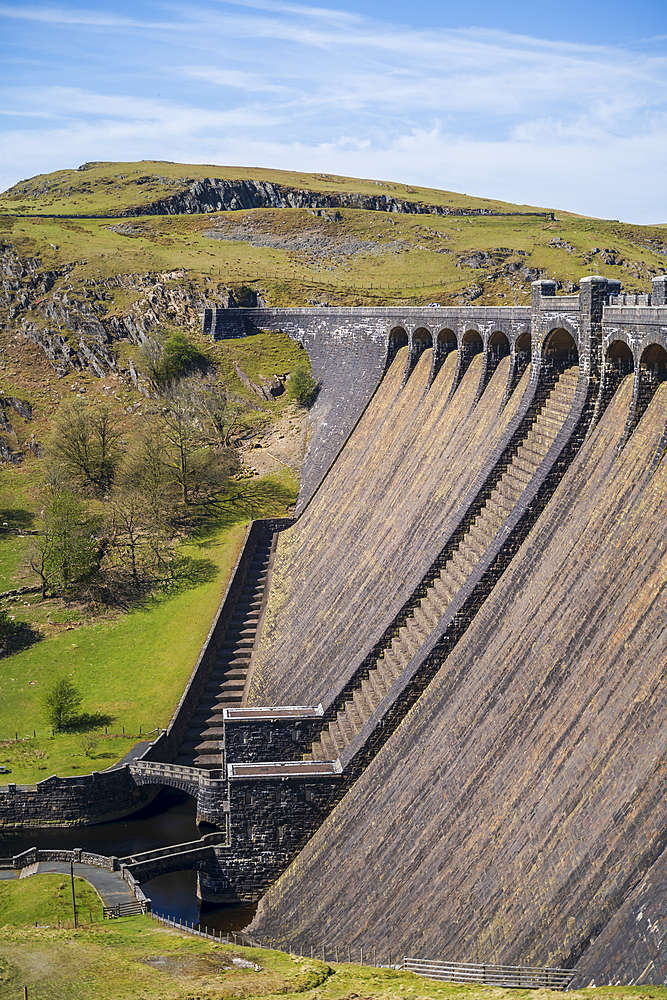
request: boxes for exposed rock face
[123,177,555,221]
[0,393,33,463]
[1,247,205,380]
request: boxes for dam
[4,275,667,985]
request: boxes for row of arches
[607,339,667,377]
[389,326,667,380]
[389,326,573,359]
[388,326,580,386]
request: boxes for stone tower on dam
[6,274,667,985]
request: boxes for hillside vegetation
[0,878,664,1000]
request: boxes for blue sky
[1,0,666,223]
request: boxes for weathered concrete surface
[248,375,667,972]
[249,345,531,708]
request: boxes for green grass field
[0,879,664,1000]
[0,467,297,785]
[0,873,101,928]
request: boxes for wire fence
[147,914,574,989]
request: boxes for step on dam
[3,275,667,985]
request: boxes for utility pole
[70,859,78,929]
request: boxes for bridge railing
[403,958,573,991]
[119,832,226,866]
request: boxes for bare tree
[47,400,121,495]
[30,489,100,597]
[159,380,240,505]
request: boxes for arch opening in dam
[488,330,511,360]
[640,341,667,381]
[461,327,483,360]
[544,327,578,367]
[516,330,531,359]
[387,326,408,366]
[607,338,634,374]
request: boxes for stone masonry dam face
[7,277,667,985]
[247,368,667,983]
[250,345,532,707]
[235,279,667,982]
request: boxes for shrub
[162,332,204,382]
[287,365,317,406]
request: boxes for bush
[162,332,204,382]
[42,678,83,731]
[287,365,317,406]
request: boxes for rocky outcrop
[0,393,33,463]
[1,247,207,380]
[123,178,555,221]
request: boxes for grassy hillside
[0,878,664,999]
[0,160,550,218]
[0,162,665,312]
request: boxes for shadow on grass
[163,555,218,594]
[0,620,42,658]
[65,711,116,732]
[198,477,298,534]
[0,508,36,531]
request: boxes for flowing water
[0,790,257,932]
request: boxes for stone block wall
[248,375,667,973]
[0,768,157,829]
[249,345,535,709]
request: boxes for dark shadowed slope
[249,346,531,707]
[249,375,667,972]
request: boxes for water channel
[0,790,257,933]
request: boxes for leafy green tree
[43,677,83,731]
[30,489,99,597]
[287,365,317,406]
[162,331,204,381]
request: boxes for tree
[162,331,204,381]
[43,677,83,731]
[30,489,100,597]
[136,331,204,390]
[137,336,165,393]
[47,401,121,495]
[288,365,317,406]
[159,381,240,505]
[199,384,258,447]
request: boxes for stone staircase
[175,534,274,770]
[305,366,579,762]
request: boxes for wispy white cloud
[0,0,666,221]
[0,3,175,27]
